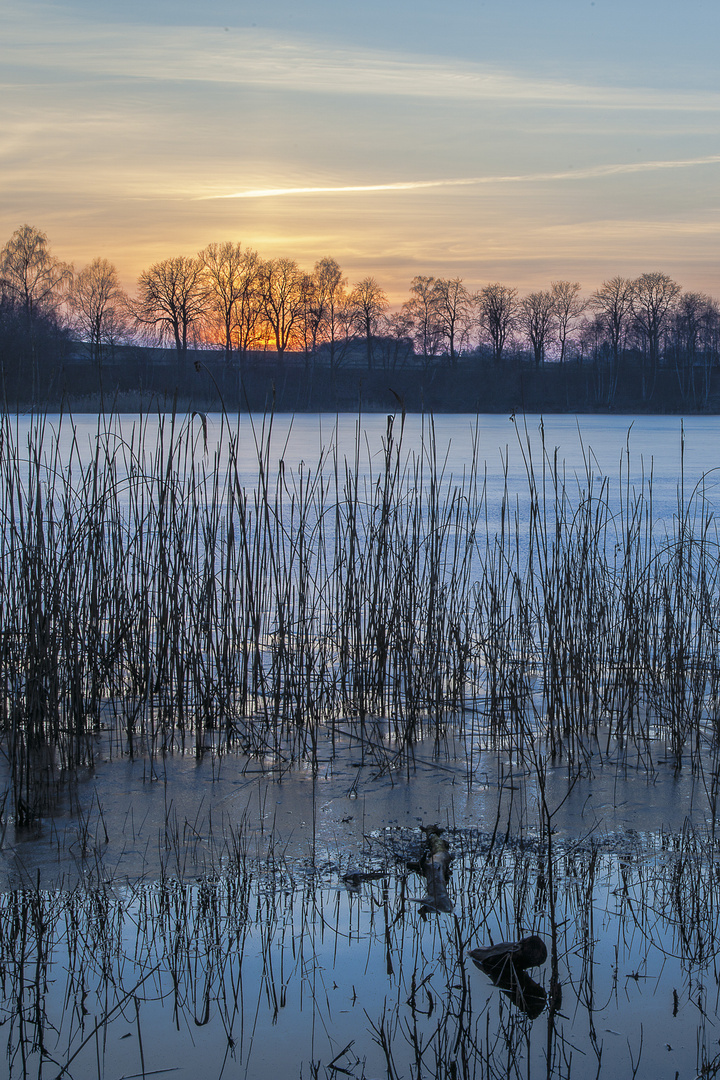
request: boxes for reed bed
[1,822,719,1079]
[1,408,720,823]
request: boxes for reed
[2,406,720,825]
[5,406,720,1078]
[1,819,719,1078]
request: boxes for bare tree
[551,280,585,364]
[577,313,607,365]
[68,258,128,364]
[590,276,634,364]
[259,258,308,360]
[232,252,264,361]
[304,257,348,368]
[669,291,718,404]
[589,276,634,403]
[348,277,388,369]
[381,309,415,369]
[0,224,72,328]
[402,276,443,361]
[631,272,681,399]
[700,297,720,404]
[199,242,262,362]
[133,256,208,360]
[476,283,518,364]
[0,224,72,396]
[519,290,555,366]
[433,278,471,364]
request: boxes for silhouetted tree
[348,277,388,370]
[403,276,443,362]
[68,258,128,364]
[668,291,719,405]
[302,257,348,368]
[433,278,471,364]
[519,290,555,367]
[199,241,262,362]
[133,256,208,360]
[259,257,308,361]
[631,272,681,400]
[0,224,72,328]
[590,276,634,403]
[551,280,584,364]
[477,283,518,364]
[382,309,415,370]
[0,225,72,397]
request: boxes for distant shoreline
[2,349,716,416]
[5,346,720,415]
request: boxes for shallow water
[0,708,711,892]
[1,721,718,1079]
[3,820,720,1080]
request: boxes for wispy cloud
[5,7,720,113]
[199,155,720,200]
[3,3,719,296]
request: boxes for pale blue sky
[2,0,719,300]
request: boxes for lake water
[2,411,720,1080]
[21,409,720,512]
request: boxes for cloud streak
[5,8,720,113]
[200,155,720,200]
[3,3,720,296]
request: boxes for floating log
[468,935,547,973]
[468,935,548,1019]
[342,871,387,888]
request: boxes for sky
[2,0,719,303]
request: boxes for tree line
[2,223,720,407]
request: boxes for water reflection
[2,411,720,1077]
[469,935,549,1019]
[1,829,719,1079]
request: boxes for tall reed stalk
[2,407,720,823]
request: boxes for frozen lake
[2,410,720,1080]
[24,409,720,506]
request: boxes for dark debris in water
[347,821,718,888]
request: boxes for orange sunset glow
[2,0,719,304]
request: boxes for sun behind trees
[198,242,262,363]
[2,223,720,407]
